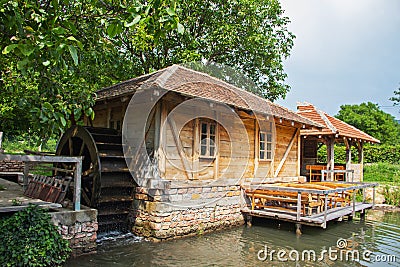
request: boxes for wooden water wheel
[56,126,135,232]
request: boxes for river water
[66,210,400,267]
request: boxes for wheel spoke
[68,138,73,156]
[79,142,85,156]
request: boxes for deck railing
[0,154,82,211]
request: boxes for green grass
[363,162,400,184]
[2,135,57,154]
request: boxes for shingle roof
[96,65,321,127]
[297,103,380,143]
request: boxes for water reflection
[65,211,400,267]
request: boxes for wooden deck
[242,202,372,228]
[242,181,377,229]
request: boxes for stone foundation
[132,180,246,241]
[51,208,98,256]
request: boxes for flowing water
[66,210,400,266]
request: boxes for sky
[276,0,400,120]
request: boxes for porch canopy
[297,103,380,181]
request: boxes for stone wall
[132,180,245,241]
[0,160,24,172]
[50,208,98,256]
[349,163,363,182]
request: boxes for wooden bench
[245,189,324,216]
[306,165,326,182]
[306,165,347,182]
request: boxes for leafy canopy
[335,102,400,144]
[1,0,294,146]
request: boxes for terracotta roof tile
[297,103,380,143]
[96,65,322,127]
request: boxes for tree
[1,0,294,147]
[335,102,400,144]
[1,0,181,146]
[114,0,295,101]
[390,86,400,105]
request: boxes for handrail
[0,154,82,211]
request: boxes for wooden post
[357,141,364,182]
[323,193,328,229]
[23,163,30,191]
[326,137,335,181]
[372,186,376,209]
[358,141,364,164]
[352,190,356,217]
[73,158,82,211]
[0,131,3,152]
[344,139,352,181]
[297,129,301,177]
[296,191,301,221]
[295,223,302,235]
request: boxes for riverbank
[373,204,400,212]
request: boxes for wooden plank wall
[90,93,302,181]
[160,98,300,181]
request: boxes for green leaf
[124,15,141,27]
[42,60,50,66]
[17,58,29,70]
[60,116,66,127]
[107,22,123,38]
[2,44,18,54]
[43,102,53,110]
[66,36,77,42]
[18,44,35,56]
[68,45,78,65]
[166,8,176,16]
[177,22,184,34]
[67,36,83,49]
[52,27,66,35]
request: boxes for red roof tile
[297,103,380,143]
[96,65,321,127]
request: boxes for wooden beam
[214,111,219,180]
[358,141,364,164]
[326,137,335,180]
[297,129,301,176]
[344,138,352,170]
[153,103,161,154]
[158,101,167,176]
[192,118,199,180]
[254,120,259,177]
[274,128,299,177]
[167,117,192,180]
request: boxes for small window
[200,121,217,158]
[259,131,273,160]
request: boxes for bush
[0,205,71,266]
[382,185,400,206]
[317,144,400,164]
